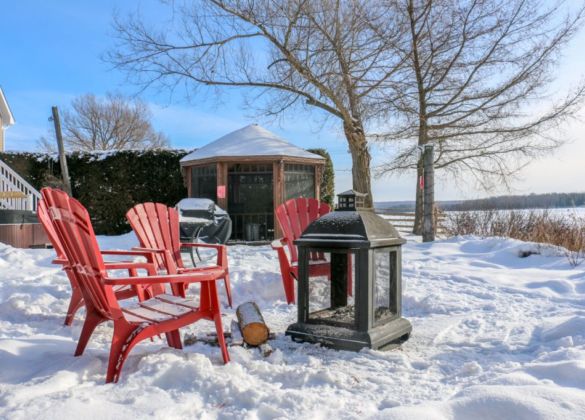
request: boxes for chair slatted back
[126,203,183,270]
[276,198,330,263]
[42,188,119,319]
[37,199,67,260]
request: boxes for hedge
[0,150,188,234]
[1,147,335,235]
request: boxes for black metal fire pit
[285,190,412,351]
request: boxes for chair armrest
[180,243,227,271]
[131,246,167,253]
[131,247,179,274]
[52,257,68,265]
[100,249,156,257]
[271,238,292,272]
[271,238,287,249]
[103,267,225,286]
[180,243,224,250]
[104,261,157,274]
[178,265,224,274]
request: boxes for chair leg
[223,273,233,308]
[214,312,230,364]
[64,287,84,326]
[74,309,104,356]
[283,271,295,305]
[170,282,187,298]
[206,281,230,364]
[165,330,182,350]
[106,322,143,384]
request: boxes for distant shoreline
[375,192,585,212]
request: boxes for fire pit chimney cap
[337,189,368,211]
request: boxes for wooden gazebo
[180,124,325,241]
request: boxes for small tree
[307,148,335,206]
[107,0,407,207]
[40,93,168,152]
[375,0,585,236]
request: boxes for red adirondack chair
[126,203,232,307]
[38,193,164,326]
[272,197,352,304]
[43,188,230,383]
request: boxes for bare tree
[374,0,585,235]
[40,93,168,152]
[107,0,408,206]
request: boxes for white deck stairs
[0,159,41,212]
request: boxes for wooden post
[422,144,435,242]
[186,166,192,196]
[314,164,322,201]
[216,162,228,210]
[273,160,285,239]
[51,106,72,196]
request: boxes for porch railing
[0,159,41,211]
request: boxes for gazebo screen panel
[190,165,217,201]
[228,163,274,240]
[284,164,315,201]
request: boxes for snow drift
[0,234,584,419]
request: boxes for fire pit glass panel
[374,248,398,325]
[307,250,356,328]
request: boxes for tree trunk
[408,0,433,237]
[343,120,373,207]
[422,144,435,242]
[413,157,424,234]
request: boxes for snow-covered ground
[1,233,585,419]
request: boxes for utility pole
[51,106,72,196]
[422,143,435,242]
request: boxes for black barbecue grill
[176,198,232,265]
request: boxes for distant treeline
[375,192,585,212]
[442,192,585,211]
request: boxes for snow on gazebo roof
[180,124,325,165]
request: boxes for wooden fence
[376,210,447,236]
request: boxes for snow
[176,198,215,212]
[180,124,325,163]
[1,233,585,419]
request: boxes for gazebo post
[315,165,322,203]
[273,159,285,239]
[183,166,192,196]
[216,162,228,210]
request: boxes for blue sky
[1,1,584,202]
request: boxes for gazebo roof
[180,124,325,165]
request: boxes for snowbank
[0,235,584,419]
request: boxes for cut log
[236,302,270,346]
